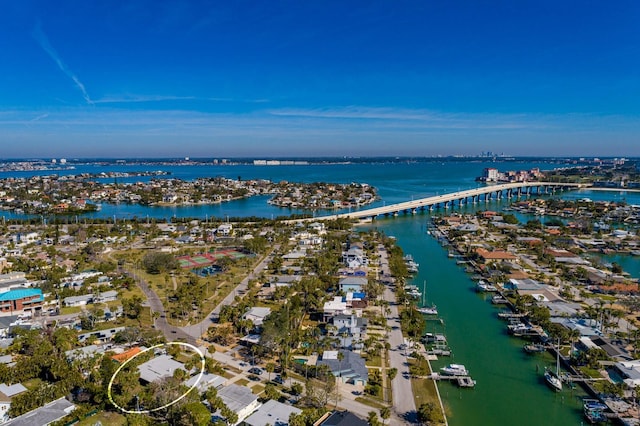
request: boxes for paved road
[129,270,196,344]
[378,244,418,424]
[180,246,278,340]
[129,247,278,343]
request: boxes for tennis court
[177,248,252,269]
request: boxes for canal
[370,210,588,425]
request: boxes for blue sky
[1,1,639,158]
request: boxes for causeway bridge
[312,181,589,221]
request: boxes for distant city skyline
[1,1,639,157]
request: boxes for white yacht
[440,364,469,376]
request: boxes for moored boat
[491,295,509,304]
[583,399,608,423]
[417,305,438,315]
[422,333,447,344]
[523,343,546,353]
[441,363,469,376]
[457,376,476,388]
[543,338,563,392]
[544,367,563,392]
[476,280,498,292]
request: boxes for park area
[177,248,252,269]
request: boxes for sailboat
[417,281,437,315]
[544,338,563,392]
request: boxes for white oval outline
[107,342,205,414]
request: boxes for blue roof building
[0,288,43,316]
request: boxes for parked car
[248,375,261,381]
[273,375,283,384]
[248,367,263,375]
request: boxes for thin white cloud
[32,22,93,105]
[94,95,197,104]
[268,106,550,130]
[30,113,49,122]
[93,94,270,104]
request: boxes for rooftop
[318,411,368,426]
[218,384,259,413]
[0,288,42,302]
[4,397,75,426]
[137,354,185,383]
[243,399,302,426]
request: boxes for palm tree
[380,407,391,425]
[336,351,345,408]
[265,362,275,381]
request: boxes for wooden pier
[429,373,476,388]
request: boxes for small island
[0,174,378,215]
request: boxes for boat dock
[497,311,527,320]
[429,373,476,388]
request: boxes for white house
[217,224,233,236]
[63,294,93,307]
[94,290,118,304]
[137,354,186,383]
[613,359,640,388]
[0,383,27,423]
[242,307,271,327]
[185,372,226,392]
[323,297,349,321]
[243,399,302,426]
[217,384,261,425]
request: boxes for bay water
[4,159,640,424]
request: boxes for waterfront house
[550,318,601,338]
[544,248,589,265]
[590,337,633,361]
[475,248,517,263]
[612,360,640,388]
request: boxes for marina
[374,211,590,425]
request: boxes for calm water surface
[4,160,640,424]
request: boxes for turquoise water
[1,160,586,221]
[370,212,588,425]
[3,160,639,423]
[592,253,640,279]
